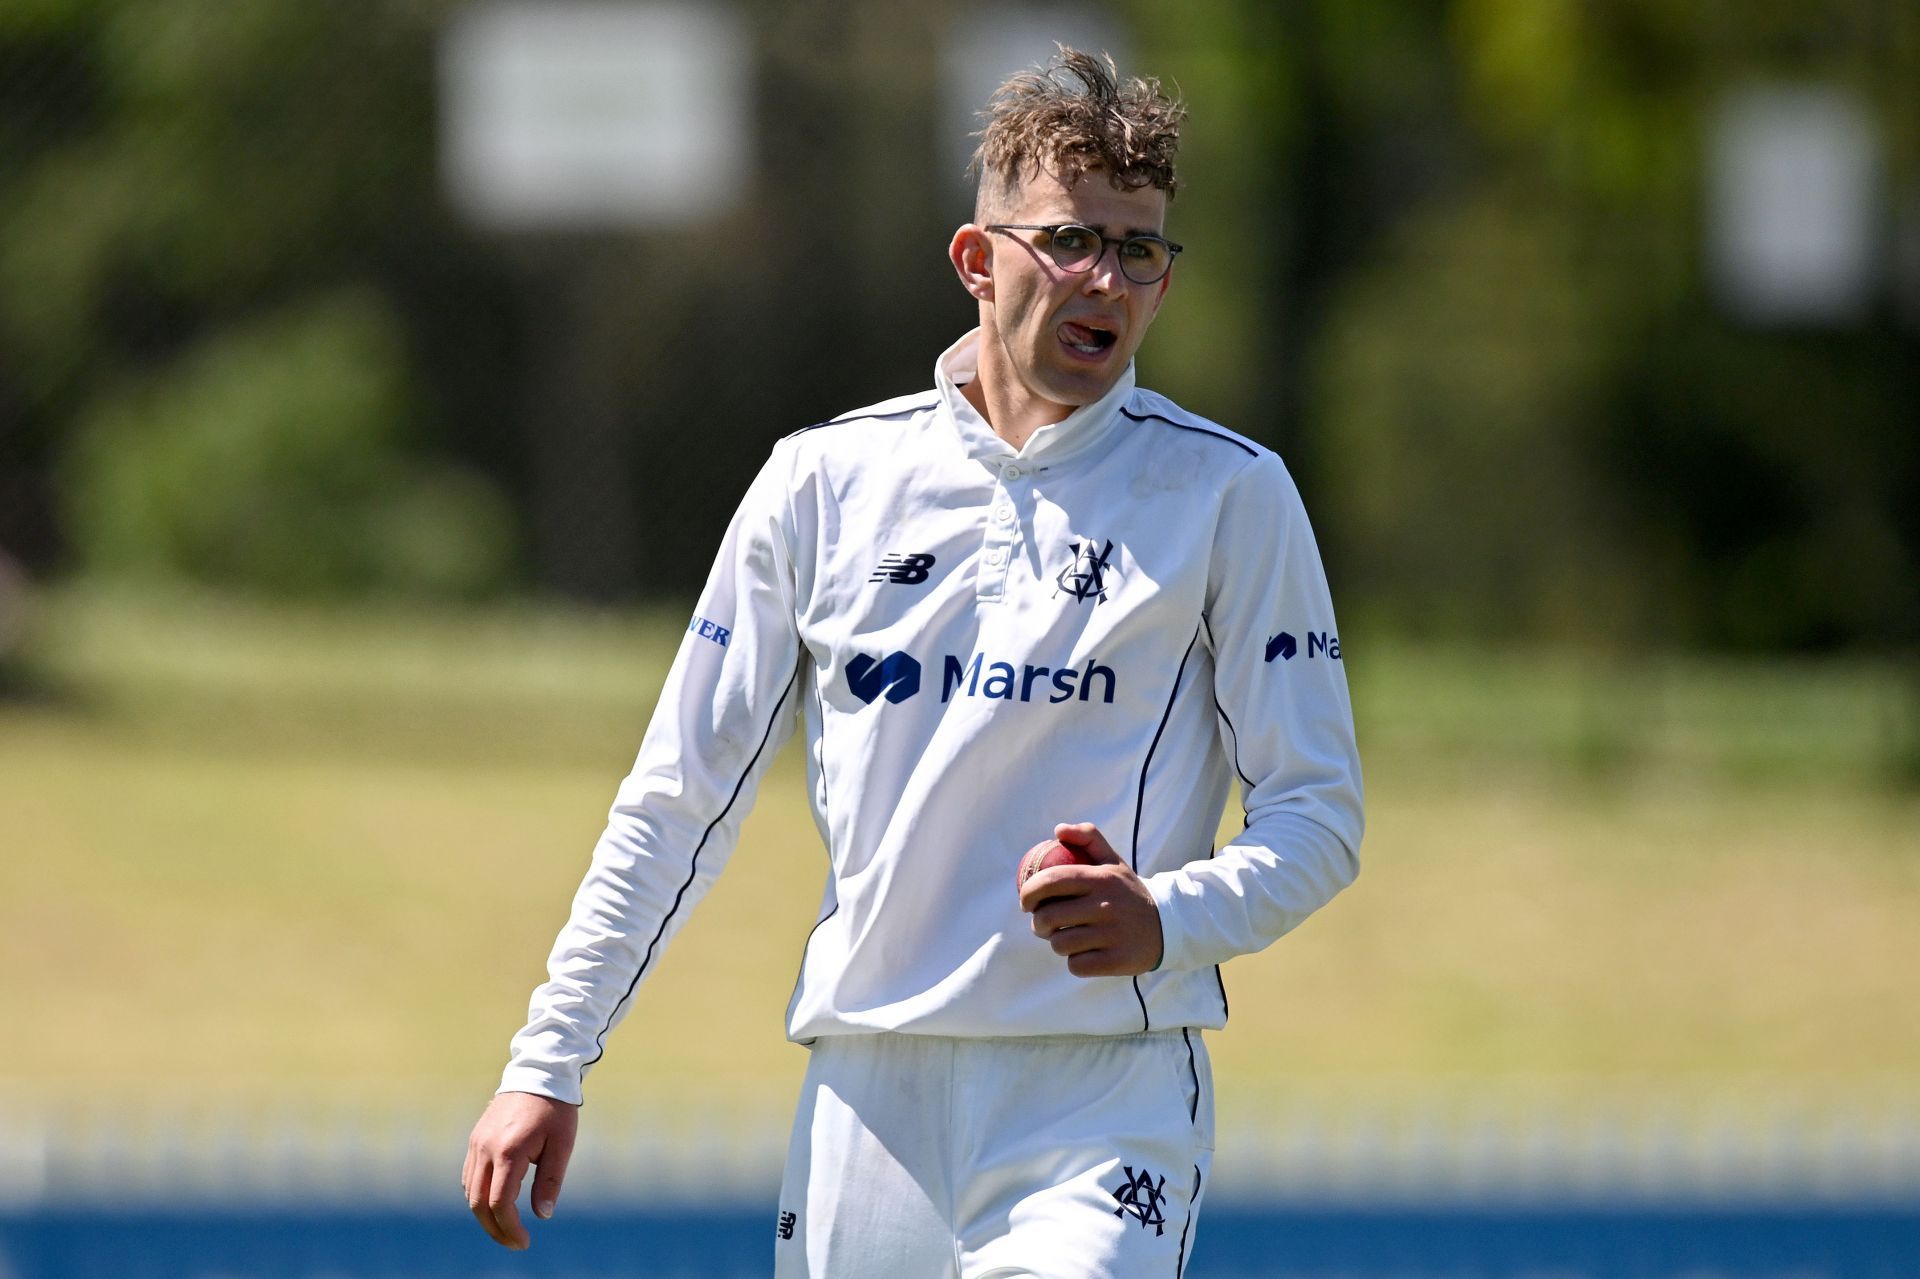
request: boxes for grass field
[2,589,1915,1129]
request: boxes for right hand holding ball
[1016,822,1165,978]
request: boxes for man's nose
[1081,243,1129,294]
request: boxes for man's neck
[960,358,1072,454]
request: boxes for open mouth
[1059,320,1118,356]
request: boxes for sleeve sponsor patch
[689,615,732,647]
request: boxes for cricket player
[464,47,1363,1277]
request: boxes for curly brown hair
[970,46,1186,219]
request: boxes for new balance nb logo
[846,651,922,704]
[871,552,937,585]
[1110,1165,1168,1235]
[776,1209,797,1240]
[1054,538,1117,603]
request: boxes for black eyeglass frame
[984,223,1185,285]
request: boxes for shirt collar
[934,329,1135,468]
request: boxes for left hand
[462,1092,579,1250]
[1019,822,1164,977]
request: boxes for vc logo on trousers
[1110,1165,1168,1235]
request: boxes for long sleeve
[499,444,804,1104]
[1145,451,1364,973]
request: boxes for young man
[464,48,1363,1277]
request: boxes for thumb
[531,1130,576,1220]
[1054,822,1122,864]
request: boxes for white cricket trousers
[773,1030,1215,1279]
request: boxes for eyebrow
[1056,222,1167,239]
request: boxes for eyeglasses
[984,223,1184,285]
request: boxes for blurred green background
[0,0,1915,1140]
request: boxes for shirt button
[986,548,1007,566]
[1004,465,1022,480]
[995,505,1014,523]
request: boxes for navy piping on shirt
[786,668,840,1038]
[785,394,938,438]
[1129,626,1202,1032]
[1196,615,1242,1023]
[581,666,802,1075]
[1198,616,1258,795]
[1119,406,1258,457]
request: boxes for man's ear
[949,225,994,302]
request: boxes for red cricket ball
[1016,838,1093,892]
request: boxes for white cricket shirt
[501,331,1363,1105]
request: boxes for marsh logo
[942,653,1116,704]
[1265,630,1340,662]
[846,649,1119,705]
[846,651,921,704]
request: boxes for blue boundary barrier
[3,1201,1917,1279]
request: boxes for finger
[1053,822,1123,864]
[1019,867,1097,913]
[489,1154,531,1249]
[1053,821,1098,849]
[465,1149,486,1215]
[1030,893,1106,936]
[531,1128,575,1221]
[1048,923,1106,957]
[1067,948,1124,978]
[467,1156,513,1247]
[461,1140,474,1201]
[1029,896,1062,934]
